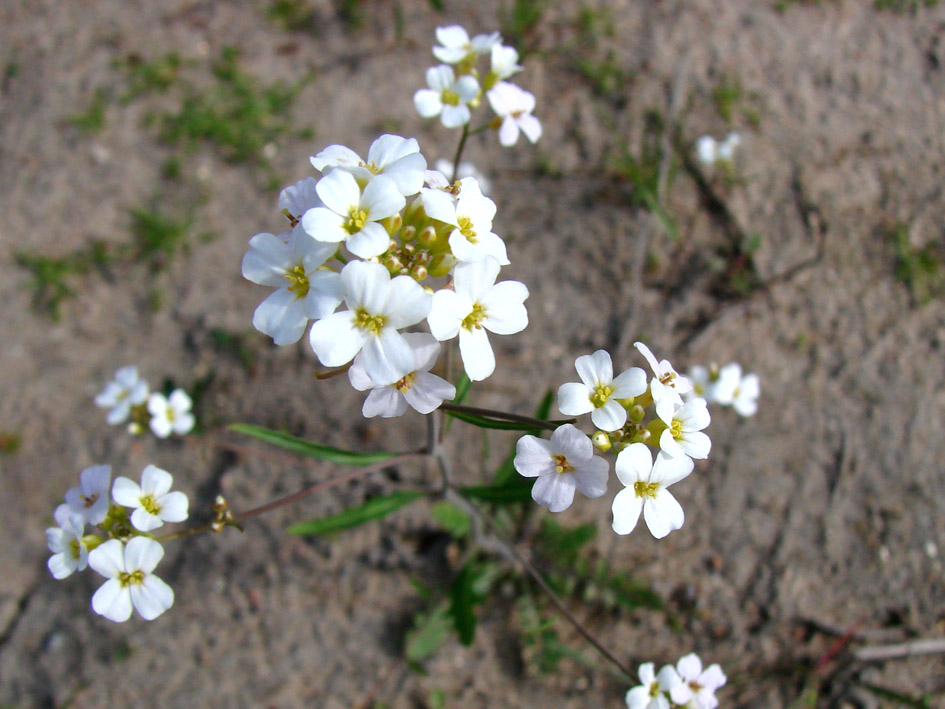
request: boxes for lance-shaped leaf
[230,423,403,465]
[287,490,424,536]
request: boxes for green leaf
[428,0,445,9]
[533,388,554,421]
[449,564,478,645]
[229,423,403,465]
[287,490,424,536]
[537,518,597,567]
[430,501,471,538]
[452,371,472,405]
[443,409,543,431]
[406,602,451,663]
[493,449,517,486]
[461,477,533,504]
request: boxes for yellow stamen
[283,265,310,298]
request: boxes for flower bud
[401,224,417,242]
[417,225,438,249]
[383,254,404,275]
[410,264,428,282]
[381,213,402,235]
[428,253,457,278]
[628,404,646,423]
[591,430,612,452]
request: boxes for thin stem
[451,123,470,182]
[440,402,574,431]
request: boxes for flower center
[81,493,99,509]
[589,384,613,409]
[283,265,310,298]
[553,454,574,474]
[354,308,387,335]
[648,681,661,698]
[359,160,380,174]
[118,570,145,587]
[461,303,487,331]
[634,481,660,499]
[69,538,82,560]
[139,494,161,516]
[441,89,461,106]
[659,371,676,387]
[395,371,416,394]
[670,419,684,440]
[344,207,369,234]
[457,215,478,242]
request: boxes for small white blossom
[625,662,681,709]
[278,176,322,223]
[514,424,609,513]
[309,261,432,385]
[487,81,541,147]
[422,177,508,265]
[656,397,711,460]
[241,228,343,345]
[717,131,741,162]
[696,135,719,165]
[557,350,647,432]
[111,464,189,532]
[348,333,456,418]
[712,363,759,417]
[88,537,174,623]
[634,341,692,405]
[147,389,195,438]
[490,43,522,81]
[612,443,693,539]
[310,135,426,197]
[414,65,480,129]
[432,159,490,193]
[94,366,149,425]
[427,257,528,381]
[432,25,500,64]
[63,464,112,526]
[46,509,89,579]
[301,170,405,259]
[670,653,727,709]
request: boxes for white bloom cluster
[687,362,759,417]
[242,134,529,417]
[46,464,188,622]
[514,344,713,539]
[414,25,541,148]
[695,132,741,167]
[95,366,195,438]
[626,653,726,709]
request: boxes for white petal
[385,275,432,329]
[368,134,417,167]
[514,435,556,478]
[498,117,520,147]
[659,427,686,458]
[427,290,468,341]
[130,507,163,532]
[435,25,470,49]
[422,188,459,226]
[651,451,694,487]
[414,89,443,118]
[88,539,126,578]
[518,114,542,143]
[141,464,173,497]
[279,176,321,215]
[611,488,643,535]
[612,367,647,398]
[360,175,405,220]
[454,75,480,102]
[644,490,685,539]
[347,356,375,391]
[310,144,362,172]
[241,233,291,286]
[426,65,455,91]
[360,328,414,386]
[149,415,173,439]
[172,412,195,435]
[157,491,189,523]
[342,260,389,313]
[440,104,471,129]
[92,579,133,622]
[576,350,613,389]
[480,282,529,334]
[557,382,594,416]
[300,207,347,243]
[531,473,576,513]
[111,476,143,508]
[316,170,361,215]
[550,424,592,462]
[572,459,609,499]
[48,552,77,580]
[676,653,703,682]
[309,311,368,366]
[614,443,652,488]
[304,271,344,320]
[130,575,174,620]
[590,399,627,432]
[403,332,441,372]
[633,341,661,374]
[458,326,495,381]
[453,257,500,300]
[404,372,455,414]
[125,536,165,574]
[380,152,427,196]
[254,289,309,345]
[345,221,391,259]
[681,431,711,459]
[362,387,407,418]
[678,398,711,431]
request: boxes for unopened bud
[402,242,416,257]
[383,254,404,275]
[628,404,646,423]
[413,250,431,267]
[410,265,428,282]
[591,430,612,452]
[428,253,457,278]
[401,224,417,242]
[417,225,438,249]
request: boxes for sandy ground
[2,0,945,706]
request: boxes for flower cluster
[46,464,189,622]
[242,132,529,418]
[414,25,541,148]
[626,653,726,709]
[686,362,759,417]
[695,132,741,167]
[95,366,195,438]
[515,343,714,539]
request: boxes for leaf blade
[230,423,403,465]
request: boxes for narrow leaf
[444,409,542,431]
[430,501,471,538]
[230,423,402,465]
[287,490,424,536]
[452,371,472,404]
[449,564,477,645]
[534,388,554,421]
[406,602,451,663]
[461,478,533,504]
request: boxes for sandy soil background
[2,0,945,706]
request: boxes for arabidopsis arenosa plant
[634,341,692,405]
[489,43,523,82]
[422,176,509,264]
[94,366,149,425]
[670,652,727,709]
[655,396,712,461]
[625,662,681,709]
[612,443,693,539]
[696,131,741,166]
[686,362,760,418]
[88,537,174,623]
[311,134,426,198]
[487,81,542,147]
[433,159,490,193]
[557,350,647,431]
[414,65,480,129]
[514,423,609,512]
[62,464,112,525]
[46,509,89,579]
[147,389,195,438]
[432,25,500,65]
[111,464,189,532]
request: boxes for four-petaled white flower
[696,132,740,166]
[625,662,681,709]
[111,464,189,532]
[422,177,508,265]
[656,397,712,460]
[670,653,727,709]
[94,366,149,425]
[311,135,426,197]
[348,333,456,418]
[514,424,609,513]
[490,43,522,81]
[713,362,759,417]
[301,170,405,259]
[278,176,322,225]
[634,341,692,405]
[432,25,500,64]
[147,389,195,438]
[427,257,529,381]
[46,509,89,579]
[63,464,112,525]
[309,261,432,385]
[414,65,480,129]
[611,443,693,539]
[241,228,343,346]
[432,159,491,194]
[88,537,174,623]
[487,81,542,147]
[557,350,647,432]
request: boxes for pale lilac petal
[531,472,576,513]
[572,459,609,498]
[612,488,643,535]
[92,579,133,622]
[458,326,495,381]
[130,575,174,620]
[514,435,556,478]
[362,387,408,418]
[361,328,414,385]
[557,382,594,416]
[345,221,391,259]
[644,490,685,539]
[550,424,593,461]
[309,311,368,366]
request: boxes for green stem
[451,123,470,182]
[440,402,574,432]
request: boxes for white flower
[147,389,195,438]
[656,397,711,460]
[487,81,542,147]
[557,350,647,432]
[278,176,322,223]
[422,177,508,265]
[712,363,759,417]
[348,333,456,418]
[427,257,528,381]
[490,43,522,81]
[514,424,609,513]
[695,135,719,165]
[63,464,112,526]
[634,341,692,405]
[310,135,427,197]
[301,170,405,259]
[611,443,693,539]
[414,65,480,129]
[94,366,149,425]
[432,25,500,64]
[309,261,432,385]
[46,509,89,579]
[686,365,714,402]
[241,228,343,345]
[670,653,726,709]
[432,159,490,193]
[111,464,189,532]
[625,662,681,709]
[88,537,174,623]
[717,131,741,162]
